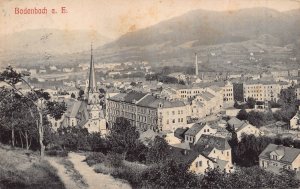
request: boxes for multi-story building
[106,91,188,132]
[175,81,234,107]
[259,144,300,173]
[243,80,285,102]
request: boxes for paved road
[68,152,131,189]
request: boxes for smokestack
[195,53,198,76]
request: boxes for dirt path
[68,152,132,189]
[47,157,84,189]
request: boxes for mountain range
[1,8,300,68]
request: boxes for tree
[71,93,75,98]
[236,109,248,120]
[106,117,140,159]
[0,66,66,158]
[143,160,200,188]
[279,87,296,105]
[78,89,85,100]
[201,166,300,188]
[146,136,170,164]
[247,111,265,127]
[246,97,256,109]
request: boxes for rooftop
[185,123,207,137]
[259,144,300,164]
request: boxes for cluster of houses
[5,49,300,176]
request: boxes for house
[259,144,300,173]
[170,134,233,174]
[139,129,158,146]
[235,121,262,141]
[184,123,217,144]
[290,108,300,130]
[227,117,262,140]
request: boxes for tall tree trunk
[38,111,45,158]
[11,126,15,148]
[19,131,23,149]
[25,131,29,150]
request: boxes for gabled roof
[227,117,244,128]
[68,101,84,118]
[174,128,189,140]
[185,123,207,137]
[259,144,300,164]
[194,134,231,156]
[170,146,200,165]
[170,142,191,150]
[236,122,256,132]
[214,159,230,170]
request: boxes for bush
[45,147,68,157]
[85,152,106,166]
[106,152,123,168]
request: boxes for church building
[60,44,107,134]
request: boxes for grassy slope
[0,144,65,189]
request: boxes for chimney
[195,53,198,76]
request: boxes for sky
[1,0,300,39]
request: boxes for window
[199,161,202,167]
[167,120,169,124]
[172,111,175,115]
[227,152,229,156]
[172,119,175,123]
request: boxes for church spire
[87,42,97,94]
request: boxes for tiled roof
[214,159,230,170]
[170,142,191,150]
[227,117,244,129]
[194,134,231,156]
[69,101,83,118]
[209,85,223,92]
[169,147,200,165]
[244,80,278,85]
[174,128,189,140]
[202,91,215,98]
[136,94,186,108]
[236,122,255,132]
[185,123,206,137]
[123,91,147,103]
[259,144,300,164]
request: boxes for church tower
[85,43,100,105]
[82,44,107,134]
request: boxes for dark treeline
[229,133,300,167]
